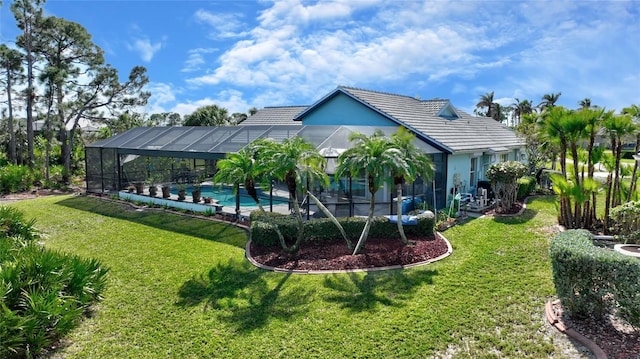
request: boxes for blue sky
[1,0,639,119]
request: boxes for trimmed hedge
[516,175,536,200]
[249,211,436,247]
[550,230,640,327]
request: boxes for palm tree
[538,92,562,112]
[510,98,533,126]
[622,104,640,199]
[577,108,606,227]
[213,144,288,249]
[390,128,434,244]
[336,130,406,255]
[491,103,507,122]
[214,146,266,212]
[601,110,636,230]
[538,106,572,226]
[475,91,495,119]
[257,136,328,253]
[578,98,592,110]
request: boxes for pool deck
[118,188,294,219]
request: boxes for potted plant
[192,182,202,203]
[148,173,163,197]
[134,181,144,195]
[161,184,171,199]
[177,183,187,201]
[191,173,207,203]
[148,183,158,197]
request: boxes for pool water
[172,185,288,208]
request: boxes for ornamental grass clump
[486,161,527,213]
[0,206,109,358]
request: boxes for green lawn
[9,195,566,358]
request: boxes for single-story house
[241,86,524,209]
[85,86,524,215]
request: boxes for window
[501,153,508,162]
[470,157,477,188]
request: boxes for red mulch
[551,301,640,359]
[484,202,524,216]
[249,233,449,271]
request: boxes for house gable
[296,91,396,127]
[437,102,460,120]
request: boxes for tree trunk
[613,139,623,207]
[307,191,353,250]
[396,183,408,245]
[627,133,640,202]
[604,173,613,233]
[353,189,376,255]
[6,68,16,165]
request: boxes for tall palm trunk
[570,144,582,227]
[586,131,597,228]
[604,173,613,233]
[353,194,376,255]
[395,181,408,245]
[628,133,640,202]
[353,175,377,255]
[307,191,353,250]
[280,172,304,253]
[613,138,623,207]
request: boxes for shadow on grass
[55,196,246,248]
[491,207,538,225]
[323,269,438,312]
[176,258,311,332]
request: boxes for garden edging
[545,299,608,359]
[245,232,453,274]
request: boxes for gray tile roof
[241,106,306,126]
[243,87,523,154]
[339,87,523,153]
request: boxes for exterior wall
[447,154,472,197]
[301,93,395,126]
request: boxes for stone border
[545,299,608,359]
[244,232,453,274]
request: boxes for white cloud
[181,48,218,73]
[180,0,639,114]
[127,36,164,62]
[194,9,249,38]
[169,89,251,117]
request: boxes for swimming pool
[172,185,289,208]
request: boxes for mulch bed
[551,300,640,359]
[249,233,449,271]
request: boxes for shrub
[486,161,527,212]
[43,165,66,190]
[0,208,109,358]
[249,211,435,247]
[516,176,536,200]
[609,201,640,244]
[0,165,34,194]
[550,230,640,327]
[0,206,40,241]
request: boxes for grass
[8,195,566,358]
